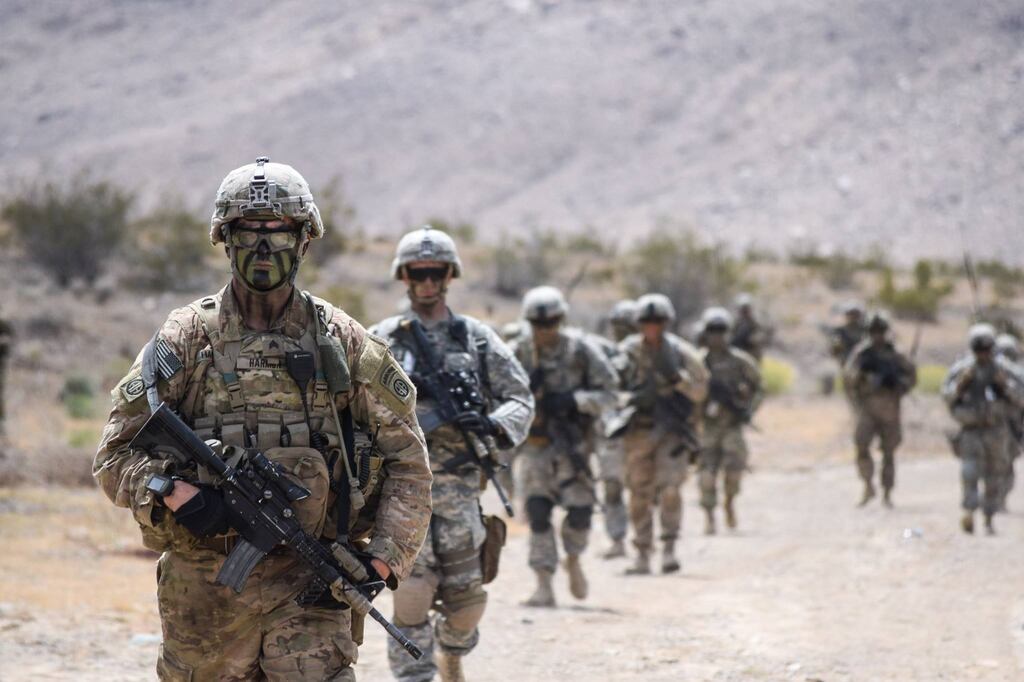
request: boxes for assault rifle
[130,403,423,660]
[529,367,592,480]
[707,377,757,429]
[403,319,514,516]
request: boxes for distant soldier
[371,226,534,682]
[698,307,763,534]
[730,293,769,361]
[843,312,917,507]
[511,286,617,607]
[830,301,868,366]
[614,294,709,575]
[0,310,11,430]
[942,324,1024,534]
[995,333,1023,510]
[592,299,637,559]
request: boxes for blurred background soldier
[511,286,617,607]
[942,324,1024,535]
[371,226,534,682]
[591,299,637,559]
[995,333,1023,511]
[698,307,763,534]
[830,301,868,367]
[843,312,917,507]
[729,293,769,361]
[613,293,708,575]
[94,158,432,681]
[0,308,11,433]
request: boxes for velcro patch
[357,334,415,414]
[121,376,146,403]
[155,338,184,380]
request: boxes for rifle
[529,365,592,481]
[130,403,423,660]
[403,319,515,516]
[707,377,758,430]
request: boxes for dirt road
[2,398,1022,680]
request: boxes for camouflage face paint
[234,242,297,291]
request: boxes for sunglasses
[971,341,995,353]
[230,227,301,251]
[637,317,668,324]
[529,317,562,329]
[704,324,729,334]
[406,266,450,283]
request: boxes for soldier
[591,299,637,559]
[995,333,1022,510]
[0,308,11,432]
[730,293,769,361]
[698,307,763,534]
[830,301,868,366]
[942,324,1024,534]
[510,286,617,606]
[614,293,709,575]
[370,226,534,682]
[843,312,917,507]
[93,158,432,681]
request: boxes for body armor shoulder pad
[354,333,416,416]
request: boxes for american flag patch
[155,337,184,380]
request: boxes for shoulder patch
[155,337,184,379]
[113,369,147,405]
[356,334,416,414]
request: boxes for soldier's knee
[526,496,554,533]
[565,505,592,531]
[441,584,488,633]
[393,575,436,626]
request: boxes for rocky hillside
[2,0,1023,259]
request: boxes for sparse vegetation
[915,364,947,395]
[491,231,558,298]
[321,284,367,322]
[61,375,96,419]
[761,356,796,395]
[310,178,361,263]
[423,217,477,245]
[875,260,954,321]
[125,202,215,291]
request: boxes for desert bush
[621,228,746,324]
[321,284,367,322]
[61,375,96,419]
[126,203,215,291]
[491,231,558,298]
[423,217,477,245]
[761,356,796,395]
[309,178,360,264]
[915,364,947,395]
[3,174,133,286]
[875,261,953,321]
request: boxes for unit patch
[155,337,184,380]
[121,377,146,403]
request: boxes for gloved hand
[541,391,577,415]
[172,486,230,538]
[454,411,497,437]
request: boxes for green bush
[321,285,367,322]
[761,356,796,395]
[126,203,214,291]
[915,364,947,395]
[309,178,360,264]
[491,231,557,298]
[62,375,96,419]
[3,174,133,286]
[875,262,953,321]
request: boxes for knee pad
[440,585,488,632]
[566,505,592,531]
[392,575,436,627]
[526,496,554,533]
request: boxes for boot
[703,508,716,536]
[724,497,737,529]
[565,554,588,600]
[858,482,876,507]
[984,514,995,536]
[882,488,893,509]
[625,550,651,575]
[437,650,466,682]
[603,539,626,559]
[960,511,974,535]
[661,542,681,574]
[523,569,556,607]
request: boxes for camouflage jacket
[615,332,710,430]
[701,346,763,428]
[843,340,917,406]
[942,354,1024,430]
[730,315,768,360]
[830,322,868,364]
[370,310,533,519]
[94,284,432,581]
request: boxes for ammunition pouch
[480,514,507,585]
[263,446,332,537]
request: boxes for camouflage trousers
[853,406,902,490]
[595,433,628,542]
[156,549,356,681]
[521,442,595,572]
[958,426,1011,517]
[623,426,688,553]
[388,500,487,682]
[699,421,748,510]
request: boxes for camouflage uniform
[730,297,768,362]
[942,328,1024,533]
[371,311,532,681]
[95,286,432,681]
[511,328,617,596]
[616,331,709,571]
[0,314,11,428]
[996,335,1022,509]
[699,346,762,531]
[844,338,916,504]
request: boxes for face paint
[229,226,302,292]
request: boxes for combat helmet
[609,299,638,326]
[210,157,323,244]
[635,293,676,323]
[867,311,891,333]
[522,286,569,322]
[996,333,1020,361]
[391,225,463,279]
[734,293,754,309]
[842,300,865,317]
[968,323,997,352]
[700,306,734,332]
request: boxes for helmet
[522,286,569,322]
[867,311,890,333]
[635,293,676,323]
[996,333,1020,360]
[609,299,638,326]
[968,323,997,351]
[700,306,733,332]
[500,321,526,341]
[843,300,865,316]
[210,157,323,244]
[734,293,754,309]
[391,225,463,279]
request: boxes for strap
[140,332,162,413]
[473,328,492,396]
[190,295,245,413]
[335,406,357,542]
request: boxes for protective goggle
[528,317,563,329]
[971,339,995,353]
[229,226,302,251]
[405,265,450,283]
[704,323,729,334]
[636,316,668,324]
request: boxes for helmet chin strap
[406,283,448,308]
